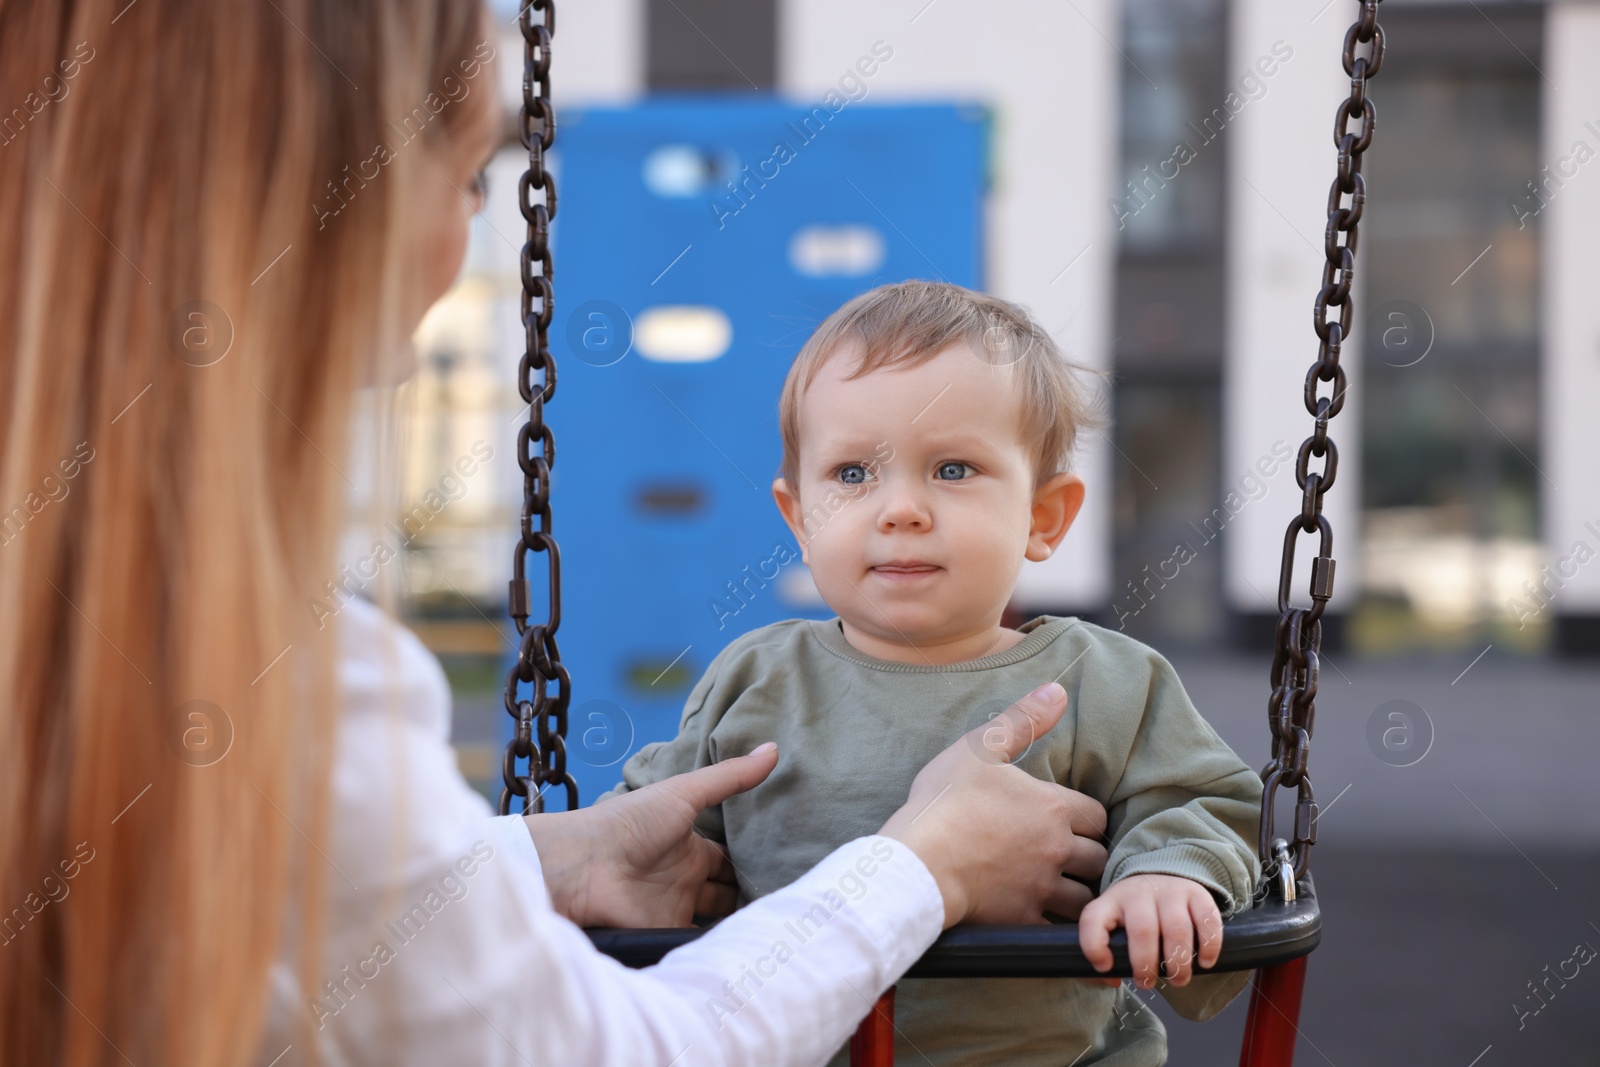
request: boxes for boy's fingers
[1078,900,1117,971]
[1123,895,1161,989]
[1190,895,1224,969]
[1158,898,1195,986]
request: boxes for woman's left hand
[521,743,780,928]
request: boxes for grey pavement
[1170,649,1600,850]
[1160,651,1600,1065]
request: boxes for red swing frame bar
[845,957,1310,1067]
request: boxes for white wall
[1541,2,1600,615]
[1223,0,1361,615]
[779,0,1121,609]
[494,0,644,107]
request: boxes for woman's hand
[879,682,1109,929]
[522,744,780,928]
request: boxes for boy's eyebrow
[806,429,1009,458]
[807,435,889,454]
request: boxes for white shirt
[257,594,944,1066]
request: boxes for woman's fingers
[689,839,740,916]
[1054,785,1108,842]
[965,682,1071,765]
[1058,833,1108,886]
[700,839,737,885]
[665,742,780,814]
[880,683,1078,928]
[1043,876,1096,922]
[694,879,739,917]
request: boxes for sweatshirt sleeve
[1071,639,1264,1021]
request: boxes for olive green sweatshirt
[599,615,1263,1066]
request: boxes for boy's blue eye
[838,464,870,484]
[936,461,973,481]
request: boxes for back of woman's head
[0,2,494,1063]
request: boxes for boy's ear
[1026,472,1085,562]
[771,477,810,565]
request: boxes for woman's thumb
[965,683,1067,765]
[671,741,779,810]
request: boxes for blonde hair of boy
[777,280,1110,489]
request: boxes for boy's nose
[875,483,932,531]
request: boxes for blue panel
[506,96,987,809]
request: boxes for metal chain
[500,0,577,815]
[1257,0,1385,899]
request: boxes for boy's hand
[1078,873,1222,989]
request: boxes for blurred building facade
[386,0,1600,661]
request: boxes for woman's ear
[771,477,810,565]
[1025,472,1086,562]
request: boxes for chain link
[1257,0,1384,898]
[500,0,577,815]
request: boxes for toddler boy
[601,280,1262,1066]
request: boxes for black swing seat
[587,876,1319,979]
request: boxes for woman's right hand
[878,682,1108,929]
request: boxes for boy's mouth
[869,560,941,580]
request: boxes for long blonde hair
[0,1,492,1063]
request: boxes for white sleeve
[258,597,944,1067]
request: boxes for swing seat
[586,875,1320,978]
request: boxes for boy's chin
[839,604,963,643]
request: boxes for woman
[0,2,1110,1064]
